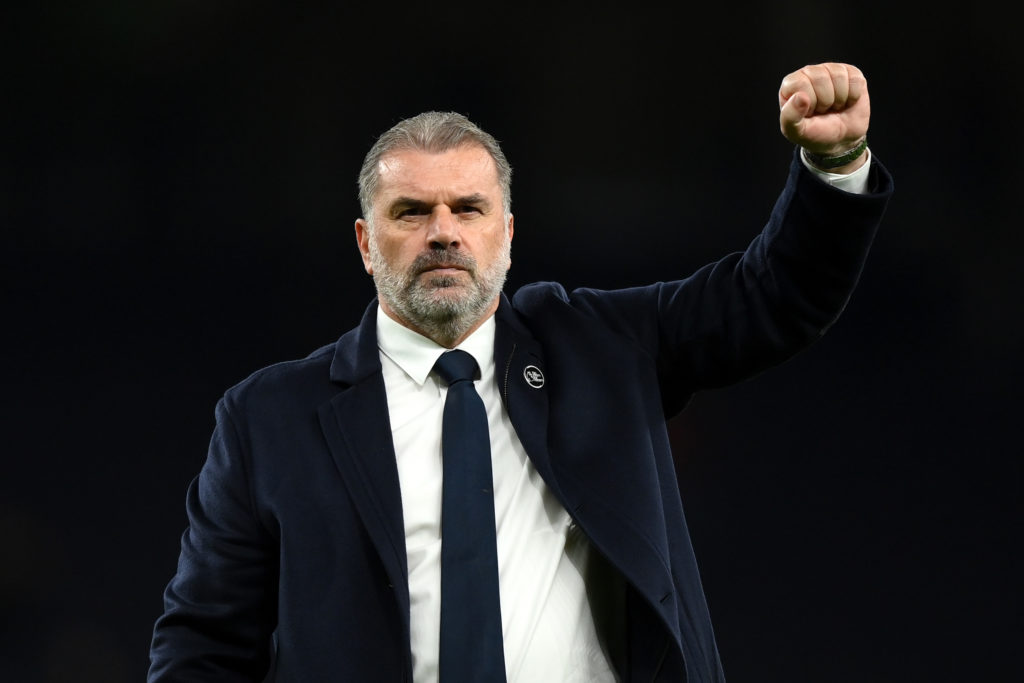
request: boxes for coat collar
[316,294,559,580]
[328,300,383,386]
[317,295,564,645]
[319,295,564,582]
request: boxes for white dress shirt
[377,310,618,683]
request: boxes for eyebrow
[386,193,493,215]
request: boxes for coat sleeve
[148,395,279,682]
[529,150,894,416]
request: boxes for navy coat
[149,152,894,682]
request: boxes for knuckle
[780,73,801,90]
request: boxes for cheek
[376,234,426,274]
[371,232,404,260]
[474,225,503,249]
[484,231,511,264]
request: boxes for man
[149,62,893,682]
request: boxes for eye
[454,205,482,215]
[396,206,429,218]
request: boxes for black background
[3,2,1020,682]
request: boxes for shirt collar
[376,304,496,385]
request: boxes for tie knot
[433,349,479,386]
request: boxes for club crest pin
[523,365,545,389]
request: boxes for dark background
[3,2,1020,682]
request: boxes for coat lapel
[494,296,565,506]
[317,303,409,606]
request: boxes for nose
[426,206,460,250]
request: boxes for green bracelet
[803,136,869,170]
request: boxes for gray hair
[357,111,513,224]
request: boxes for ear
[506,213,514,269]
[354,218,374,275]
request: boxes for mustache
[410,248,477,274]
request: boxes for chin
[420,280,470,301]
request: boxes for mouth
[420,264,466,275]
[411,250,476,280]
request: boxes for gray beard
[369,234,510,347]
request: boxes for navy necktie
[433,350,507,683]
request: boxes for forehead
[374,144,500,204]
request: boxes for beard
[368,231,511,347]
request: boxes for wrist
[802,136,869,172]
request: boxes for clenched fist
[779,62,871,173]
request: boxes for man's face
[354,144,513,347]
